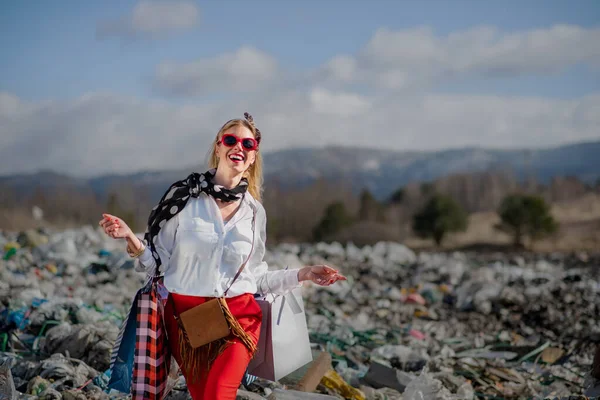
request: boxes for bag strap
[224,207,257,296]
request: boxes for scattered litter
[320,369,365,400]
[0,226,596,398]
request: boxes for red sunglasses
[218,134,259,151]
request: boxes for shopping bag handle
[275,290,303,325]
[284,291,302,314]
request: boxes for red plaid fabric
[132,283,171,399]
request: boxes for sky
[1,0,599,177]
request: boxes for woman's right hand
[99,213,134,240]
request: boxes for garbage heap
[0,228,598,399]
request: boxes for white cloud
[0,92,227,176]
[411,94,600,147]
[151,24,600,97]
[309,88,372,116]
[1,90,599,177]
[97,0,199,39]
[4,23,600,177]
[321,56,357,83]
[322,24,600,89]
[154,47,279,96]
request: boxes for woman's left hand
[298,265,347,286]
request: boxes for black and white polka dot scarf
[143,168,248,275]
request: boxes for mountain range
[1,140,599,202]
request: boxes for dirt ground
[2,194,600,252]
[406,193,600,252]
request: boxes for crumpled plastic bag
[42,323,117,372]
[403,368,474,400]
[38,353,99,388]
[0,361,17,400]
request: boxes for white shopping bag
[248,287,313,381]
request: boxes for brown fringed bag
[168,209,258,380]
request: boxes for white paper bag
[248,287,313,381]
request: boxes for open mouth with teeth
[228,153,245,163]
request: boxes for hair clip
[244,112,261,143]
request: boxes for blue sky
[2,0,599,100]
[0,1,599,176]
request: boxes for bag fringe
[176,297,257,383]
[218,297,257,357]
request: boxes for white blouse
[135,192,301,298]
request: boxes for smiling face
[215,124,258,175]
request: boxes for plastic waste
[335,361,368,388]
[267,388,339,399]
[409,329,426,340]
[320,369,366,400]
[0,233,595,397]
[402,370,450,400]
[7,307,29,330]
[61,389,88,400]
[363,362,410,393]
[38,353,98,388]
[371,345,429,372]
[3,242,20,260]
[0,361,17,400]
[405,293,426,305]
[454,348,518,360]
[27,376,51,396]
[403,380,439,400]
[38,387,62,399]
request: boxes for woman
[99,113,346,399]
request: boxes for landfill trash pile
[0,228,598,399]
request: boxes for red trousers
[163,293,262,400]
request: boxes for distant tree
[496,194,558,247]
[375,206,386,223]
[29,186,49,213]
[106,192,138,230]
[0,184,18,208]
[266,216,282,242]
[420,182,434,196]
[412,194,468,246]
[358,189,386,222]
[433,171,519,213]
[313,202,353,242]
[106,193,120,216]
[359,189,376,219]
[388,187,405,204]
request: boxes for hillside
[1,140,599,202]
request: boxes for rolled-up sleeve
[135,213,179,275]
[251,204,302,295]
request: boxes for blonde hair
[208,119,264,202]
